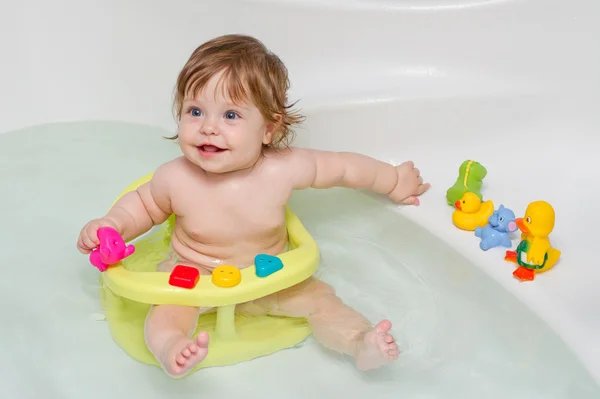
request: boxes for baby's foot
[159,331,210,378]
[355,320,399,371]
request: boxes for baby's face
[177,71,273,174]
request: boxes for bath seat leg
[215,304,237,340]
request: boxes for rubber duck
[504,200,561,281]
[452,191,494,231]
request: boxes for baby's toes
[187,342,198,355]
[196,331,210,347]
[180,346,192,359]
[175,353,187,366]
[387,341,398,351]
[387,342,399,356]
[384,334,395,344]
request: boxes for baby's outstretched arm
[289,148,430,205]
[77,163,173,253]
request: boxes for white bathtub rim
[235,0,520,12]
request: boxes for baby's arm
[294,149,397,193]
[287,148,429,204]
[105,167,172,242]
[77,162,174,253]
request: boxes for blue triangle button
[254,254,284,277]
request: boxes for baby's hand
[387,161,431,205]
[77,218,118,254]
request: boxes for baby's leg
[246,277,399,371]
[144,254,212,378]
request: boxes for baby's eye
[190,108,202,117]
[225,111,238,120]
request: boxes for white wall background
[1,0,598,134]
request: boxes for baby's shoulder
[260,147,317,187]
[152,156,199,185]
[262,146,313,168]
[260,147,299,174]
[155,156,195,175]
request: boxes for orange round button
[212,265,242,288]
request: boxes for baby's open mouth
[198,144,226,153]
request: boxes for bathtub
[1,0,599,397]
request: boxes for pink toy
[89,227,135,272]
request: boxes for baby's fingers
[79,231,99,253]
[77,237,92,254]
[400,183,431,206]
[401,196,420,206]
[77,243,92,254]
[416,182,431,195]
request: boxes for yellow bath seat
[98,172,320,373]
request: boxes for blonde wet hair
[170,34,304,148]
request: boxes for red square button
[169,265,200,289]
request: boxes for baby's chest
[173,184,287,238]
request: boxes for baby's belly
[167,225,288,272]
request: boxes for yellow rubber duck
[504,200,561,281]
[452,191,494,231]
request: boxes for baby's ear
[262,130,273,145]
[263,114,283,145]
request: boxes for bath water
[0,121,597,398]
[288,188,600,398]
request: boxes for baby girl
[77,34,430,378]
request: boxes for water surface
[0,121,597,398]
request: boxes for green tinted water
[0,121,598,398]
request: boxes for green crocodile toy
[446,160,487,206]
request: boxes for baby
[77,34,430,378]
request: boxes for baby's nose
[201,123,217,136]
[201,120,219,135]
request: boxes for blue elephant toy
[474,205,517,251]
